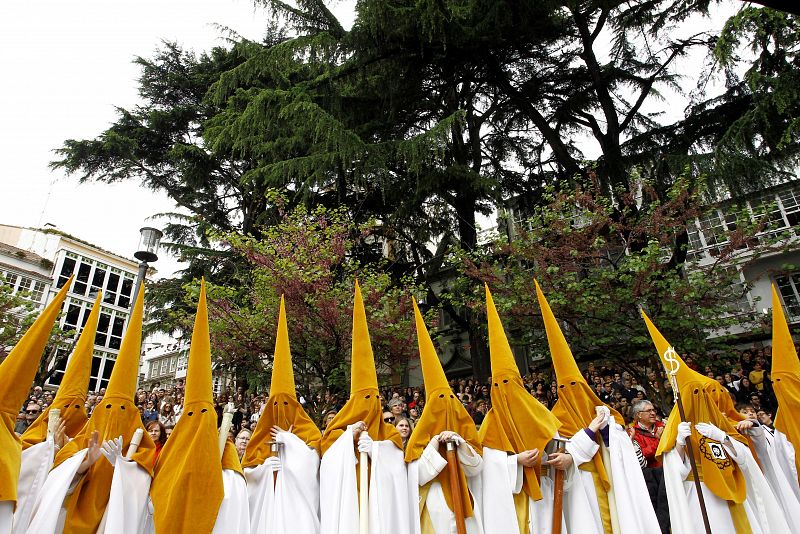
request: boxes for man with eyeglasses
[628,399,669,534]
[15,402,41,434]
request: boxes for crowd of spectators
[15,343,786,463]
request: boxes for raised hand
[101,435,124,466]
[695,422,728,443]
[77,431,101,475]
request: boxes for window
[109,316,124,350]
[776,273,800,320]
[57,256,76,288]
[46,348,72,387]
[64,303,82,332]
[779,188,800,228]
[90,266,106,296]
[149,361,158,378]
[73,262,92,295]
[118,277,133,308]
[29,281,46,303]
[95,312,111,347]
[169,356,177,372]
[2,273,18,288]
[160,359,169,375]
[104,272,120,305]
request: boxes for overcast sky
[0,1,738,279]
[0,0,354,278]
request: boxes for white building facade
[0,223,143,391]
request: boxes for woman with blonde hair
[394,416,414,449]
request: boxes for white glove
[676,421,691,446]
[264,455,282,472]
[447,435,466,448]
[595,406,611,430]
[357,432,374,455]
[101,435,124,466]
[695,422,728,443]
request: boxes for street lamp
[131,226,163,308]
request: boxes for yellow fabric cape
[535,280,623,493]
[0,278,71,504]
[405,300,480,515]
[642,309,748,503]
[478,284,561,501]
[320,281,402,454]
[150,279,230,533]
[770,284,800,484]
[53,284,156,534]
[21,292,102,449]
[243,295,321,468]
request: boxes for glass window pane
[58,258,76,288]
[74,262,92,295]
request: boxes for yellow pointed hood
[320,281,402,454]
[243,295,321,468]
[535,280,621,493]
[641,309,747,503]
[479,284,561,501]
[22,291,102,449]
[0,277,71,504]
[770,284,800,483]
[150,278,226,533]
[54,283,156,534]
[405,300,480,515]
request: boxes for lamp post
[131,227,162,308]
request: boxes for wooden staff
[665,347,712,534]
[47,408,61,439]
[547,437,570,534]
[445,440,467,534]
[126,428,144,459]
[359,430,369,534]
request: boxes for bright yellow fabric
[243,295,321,468]
[642,310,747,504]
[770,284,800,484]
[150,279,225,534]
[536,281,622,493]
[0,278,71,504]
[221,440,244,475]
[478,284,561,502]
[54,284,156,534]
[21,292,102,450]
[513,489,530,534]
[405,300,479,516]
[321,281,402,454]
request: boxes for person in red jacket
[628,399,669,534]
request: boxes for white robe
[319,425,410,534]
[25,449,86,534]
[748,426,800,534]
[12,440,55,534]
[478,447,565,534]
[662,434,792,534]
[100,458,152,534]
[245,432,320,534]
[407,441,483,534]
[24,448,151,534]
[213,469,250,534]
[1,502,12,534]
[563,424,658,534]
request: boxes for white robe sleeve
[478,447,522,534]
[747,427,800,534]
[562,431,603,534]
[417,443,447,486]
[774,430,799,497]
[1,501,12,534]
[212,469,250,534]
[367,439,411,534]
[99,459,151,534]
[246,432,320,534]
[25,449,87,534]
[12,440,54,534]
[319,427,358,534]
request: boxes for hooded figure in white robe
[318,281,410,534]
[642,310,792,534]
[242,296,322,534]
